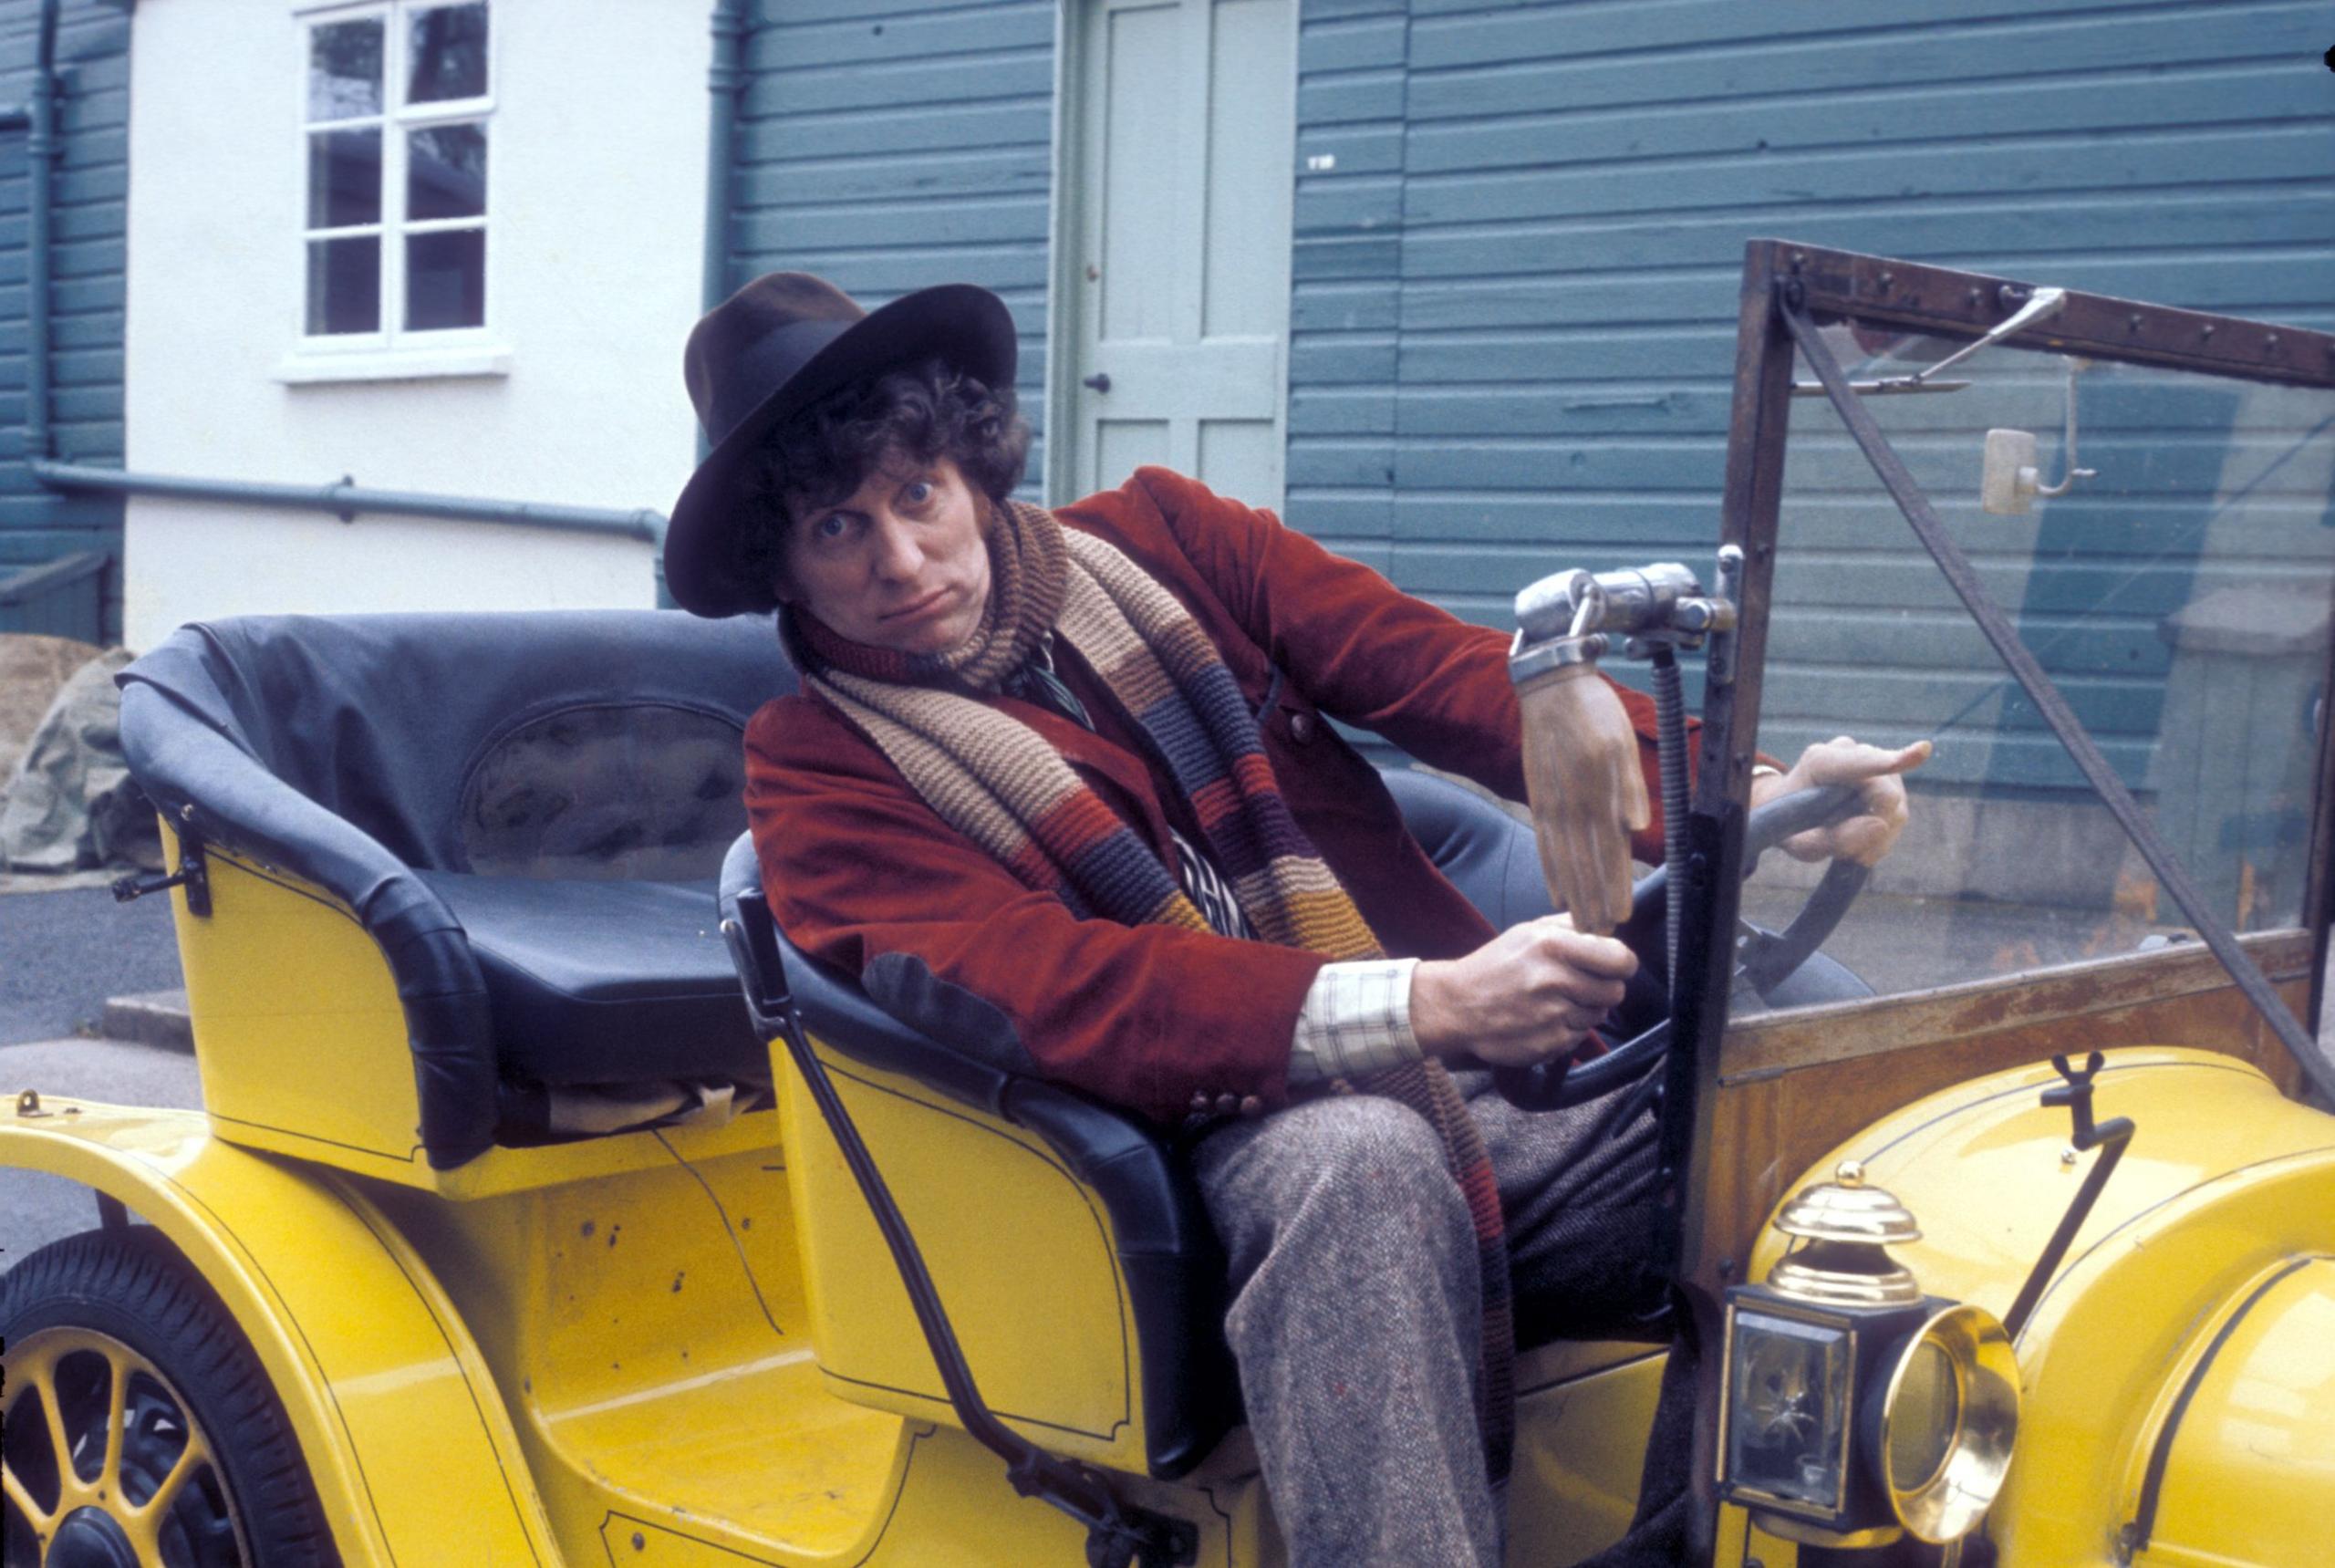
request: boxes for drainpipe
[31,462,667,545]
[667,0,748,607]
[702,0,747,317]
[24,0,58,460]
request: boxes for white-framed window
[297,0,492,361]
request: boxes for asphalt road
[0,882,183,1044]
[1,885,196,1269]
[0,1035,204,1271]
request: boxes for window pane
[408,4,488,104]
[306,129,381,228]
[408,125,486,220]
[406,229,484,330]
[306,236,380,335]
[307,19,383,120]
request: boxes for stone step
[99,989,193,1053]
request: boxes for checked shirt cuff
[1287,958,1423,1085]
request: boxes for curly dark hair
[736,357,1031,599]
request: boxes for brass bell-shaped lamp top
[1768,1161,1925,1309]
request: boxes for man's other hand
[1410,915,1639,1068]
[1753,736,1931,867]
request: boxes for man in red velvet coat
[667,275,1924,1566]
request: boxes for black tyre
[1,1225,338,1567]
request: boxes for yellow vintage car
[5,241,2331,1567]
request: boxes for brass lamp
[1719,1162,2020,1549]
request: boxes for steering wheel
[1489,784,1870,1113]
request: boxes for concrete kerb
[99,990,193,1053]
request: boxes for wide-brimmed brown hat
[664,273,1017,618]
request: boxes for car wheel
[1,1225,338,1566]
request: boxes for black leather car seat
[117,609,797,1165]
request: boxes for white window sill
[275,345,513,385]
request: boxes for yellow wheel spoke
[101,1345,131,1496]
[33,1362,89,1509]
[3,1459,57,1532]
[130,1427,210,1529]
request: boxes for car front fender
[0,1097,560,1567]
[1752,1048,2335,1566]
[2115,1251,2335,1567]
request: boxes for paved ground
[0,1036,204,1271]
[1,883,194,1267]
[0,882,182,1044]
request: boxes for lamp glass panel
[1725,1309,1851,1511]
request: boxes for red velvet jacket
[745,467,1677,1126]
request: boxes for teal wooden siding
[0,0,127,643]
[726,0,1057,486]
[1288,0,2334,788]
[715,4,2330,809]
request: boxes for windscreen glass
[1739,321,2334,1010]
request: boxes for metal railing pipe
[30,461,669,547]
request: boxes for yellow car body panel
[1504,1345,1665,1563]
[372,1112,930,1566]
[0,1098,560,1566]
[0,1116,1670,1565]
[161,827,430,1176]
[776,1038,1151,1473]
[2136,1256,2335,1568]
[1753,1048,2335,1566]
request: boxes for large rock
[0,632,104,782]
[0,647,161,873]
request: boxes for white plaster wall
[120,0,711,649]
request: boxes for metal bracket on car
[2002,1053,2135,1340]
[1510,558,1740,678]
[111,830,210,918]
[1704,544,1745,688]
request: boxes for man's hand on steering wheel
[1751,735,1932,867]
[1465,732,1930,1111]
[1410,917,1637,1069]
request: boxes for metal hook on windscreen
[1981,355,2099,515]
[2035,355,2098,497]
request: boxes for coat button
[1287,710,1316,744]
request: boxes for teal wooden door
[1054,0,1295,511]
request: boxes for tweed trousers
[1190,1069,1672,1568]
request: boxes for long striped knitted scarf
[786,498,1513,1482]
